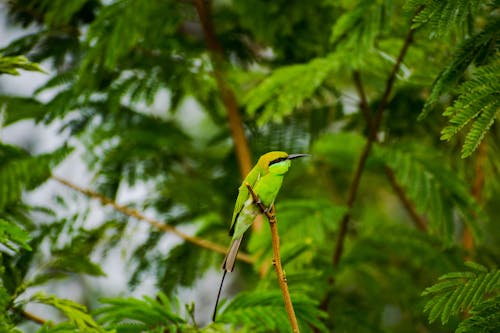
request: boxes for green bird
[212,151,310,320]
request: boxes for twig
[193,0,252,178]
[20,309,50,326]
[464,140,487,256]
[352,71,427,232]
[384,167,427,232]
[245,182,300,333]
[352,71,374,132]
[51,175,255,264]
[333,25,417,266]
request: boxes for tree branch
[193,0,252,178]
[333,24,417,266]
[464,140,487,256]
[245,182,300,333]
[51,175,255,264]
[352,70,427,232]
[384,166,428,232]
[20,309,50,326]
[352,70,373,132]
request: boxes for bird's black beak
[287,153,311,160]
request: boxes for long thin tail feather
[222,237,242,272]
[212,270,227,321]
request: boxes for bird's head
[257,151,310,175]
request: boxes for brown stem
[384,167,428,232]
[333,25,416,266]
[20,309,50,326]
[51,175,255,264]
[464,140,487,255]
[194,0,252,177]
[352,70,373,132]
[353,71,427,232]
[245,182,300,333]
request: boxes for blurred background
[0,1,498,332]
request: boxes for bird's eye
[269,157,286,166]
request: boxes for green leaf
[422,264,500,324]
[440,60,500,157]
[244,54,341,125]
[95,292,186,331]
[0,219,32,253]
[32,293,108,332]
[0,55,46,76]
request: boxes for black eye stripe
[269,157,287,166]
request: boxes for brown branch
[194,0,252,178]
[384,167,427,232]
[352,70,373,132]
[333,25,417,267]
[51,175,255,264]
[20,309,50,326]
[353,71,427,232]
[245,182,300,333]
[464,140,487,255]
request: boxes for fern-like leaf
[0,54,45,75]
[456,295,500,333]
[31,292,108,332]
[244,54,340,125]
[0,144,72,211]
[409,0,480,37]
[380,144,484,243]
[422,262,500,324]
[440,60,500,157]
[0,218,32,253]
[95,292,185,332]
[219,290,328,333]
[419,17,499,119]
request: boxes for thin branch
[245,182,300,333]
[333,24,417,266]
[352,70,373,132]
[20,309,50,326]
[193,0,253,178]
[464,140,487,255]
[384,166,428,232]
[51,175,255,264]
[353,71,427,232]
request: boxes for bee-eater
[212,151,310,320]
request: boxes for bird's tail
[212,269,227,321]
[222,237,242,272]
[213,237,242,321]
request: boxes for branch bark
[194,0,252,177]
[464,140,487,255]
[333,26,417,266]
[384,166,428,232]
[353,71,427,232]
[51,175,255,264]
[20,309,50,326]
[245,182,300,333]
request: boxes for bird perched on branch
[212,151,310,320]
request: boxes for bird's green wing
[229,165,262,236]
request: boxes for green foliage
[0,144,72,211]
[219,291,327,333]
[95,293,185,332]
[379,144,484,242]
[456,295,500,333]
[422,262,500,325]
[0,55,45,76]
[0,219,31,253]
[31,293,107,332]
[441,59,500,157]
[0,1,499,333]
[244,54,340,125]
[408,0,480,37]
